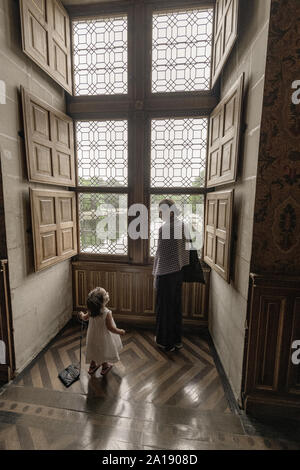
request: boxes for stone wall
[209,0,272,399]
[0,0,73,372]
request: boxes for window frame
[73,115,132,264]
[146,111,211,261]
[146,1,215,97]
[66,0,218,265]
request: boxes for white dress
[85,308,123,364]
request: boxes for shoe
[156,341,175,352]
[88,364,100,376]
[164,345,175,352]
[101,364,113,376]
[175,343,183,349]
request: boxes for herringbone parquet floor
[14,323,231,411]
[1,321,299,450]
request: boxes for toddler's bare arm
[105,312,125,335]
[79,311,89,321]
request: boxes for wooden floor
[0,321,299,450]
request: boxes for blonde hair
[86,287,106,317]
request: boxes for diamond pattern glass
[151,118,208,188]
[73,16,128,96]
[152,8,213,93]
[150,194,204,257]
[79,193,128,255]
[76,120,128,187]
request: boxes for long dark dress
[155,270,183,348]
[153,218,190,348]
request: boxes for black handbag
[181,248,205,284]
[58,364,80,388]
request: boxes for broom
[58,315,84,388]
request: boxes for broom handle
[79,319,83,372]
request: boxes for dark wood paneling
[66,93,218,119]
[66,0,216,19]
[243,273,300,418]
[73,261,210,327]
[255,295,285,391]
[287,297,300,395]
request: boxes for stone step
[0,384,244,435]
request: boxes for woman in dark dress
[152,199,191,352]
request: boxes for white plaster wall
[0,0,73,373]
[209,0,272,400]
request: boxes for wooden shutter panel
[212,0,239,87]
[21,87,76,187]
[30,188,78,272]
[19,0,72,94]
[204,190,233,282]
[206,74,243,188]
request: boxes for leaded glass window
[150,194,204,257]
[73,16,128,96]
[152,8,213,93]
[76,120,128,187]
[151,118,208,188]
[79,193,128,255]
[71,1,215,262]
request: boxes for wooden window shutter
[21,87,76,187]
[19,0,72,94]
[204,190,234,282]
[30,188,78,272]
[211,0,239,87]
[206,73,244,188]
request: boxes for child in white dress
[79,287,125,376]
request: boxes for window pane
[150,194,204,257]
[151,117,207,188]
[73,16,128,96]
[152,8,213,93]
[76,120,128,187]
[79,193,128,255]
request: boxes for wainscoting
[72,261,211,328]
[243,273,300,419]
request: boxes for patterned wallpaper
[251,0,300,275]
